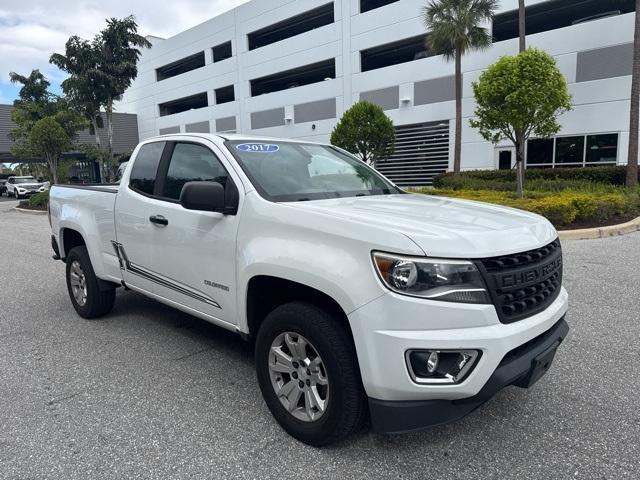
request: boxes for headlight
[372,252,490,304]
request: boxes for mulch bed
[561,215,637,230]
[17,201,47,211]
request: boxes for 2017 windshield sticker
[236,143,279,153]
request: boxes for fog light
[426,351,439,373]
[407,349,481,384]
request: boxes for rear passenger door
[144,141,242,327]
[114,141,166,294]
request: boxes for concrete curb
[13,207,47,215]
[559,216,640,240]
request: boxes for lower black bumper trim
[51,235,61,261]
[368,317,569,434]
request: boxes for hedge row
[433,166,637,190]
[419,189,640,227]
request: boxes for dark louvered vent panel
[375,121,449,186]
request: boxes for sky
[0,0,250,104]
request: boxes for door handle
[149,215,168,226]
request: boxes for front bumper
[368,317,569,433]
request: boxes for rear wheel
[255,302,366,446]
[65,246,115,318]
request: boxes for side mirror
[180,181,226,212]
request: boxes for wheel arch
[59,227,87,261]
[245,275,354,343]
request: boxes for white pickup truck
[49,134,569,446]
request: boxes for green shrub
[433,166,635,190]
[417,187,639,228]
[29,191,49,208]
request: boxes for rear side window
[162,143,229,200]
[129,142,165,195]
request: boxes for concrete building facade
[118,0,636,185]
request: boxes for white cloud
[0,0,249,100]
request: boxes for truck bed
[49,183,122,284]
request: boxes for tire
[255,301,366,446]
[65,246,115,319]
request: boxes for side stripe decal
[111,241,221,309]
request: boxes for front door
[498,149,513,170]
[145,140,242,326]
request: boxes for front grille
[476,239,563,323]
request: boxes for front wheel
[255,302,366,446]
[65,246,115,318]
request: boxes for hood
[286,194,558,258]
[15,183,42,188]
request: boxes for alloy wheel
[268,332,329,422]
[69,260,88,306]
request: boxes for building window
[212,41,232,62]
[360,35,430,73]
[493,0,635,43]
[527,139,554,166]
[360,0,400,13]
[248,3,334,51]
[159,93,208,117]
[156,52,205,81]
[555,136,585,165]
[215,85,235,104]
[586,134,619,164]
[250,59,335,97]
[526,134,618,167]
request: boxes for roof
[144,132,327,145]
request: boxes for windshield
[225,141,400,202]
[14,177,37,184]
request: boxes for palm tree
[518,0,526,52]
[94,16,151,182]
[423,0,498,174]
[627,0,640,188]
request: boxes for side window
[129,142,165,195]
[162,143,229,200]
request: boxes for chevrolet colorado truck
[49,134,569,446]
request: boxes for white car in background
[6,176,48,199]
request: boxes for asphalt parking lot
[1,200,639,479]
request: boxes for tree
[51,36,108,179]
[28,117,72,184]
[470,49,572,197]
[518,0,526,52]
[627,0,640,188]
[330,101,395,165]
[93,16,151,181]
[9,70,86,183]
[422,0,498,174]
[50,16,150,183]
